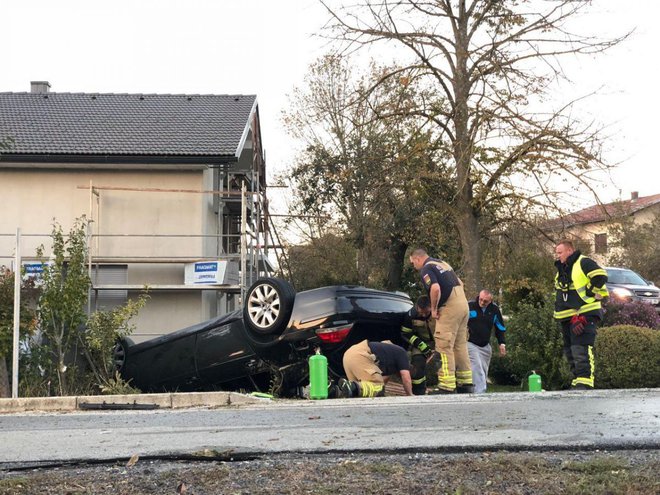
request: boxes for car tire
[113,338,131,372]
[243,277,296,335]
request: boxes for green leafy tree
[36,218,91,396]
[284,54,455,290]
[0,267,38,397]
[322,0,626,295]
[480,221,555,311]
[83,294,149,393]
[287,234,360,291]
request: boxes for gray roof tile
[0,92,257,157]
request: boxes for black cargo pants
[560,315,597,388]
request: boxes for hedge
[596,325,660,389]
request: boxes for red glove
[570,315,587,336]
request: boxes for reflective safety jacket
[554,251,609,320]
[400,307,434,355]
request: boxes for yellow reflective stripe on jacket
[593,286,609,297]
[554,308,578,319]
[554,302,601,319]
[586,268,607,278]
[577,302,602,315]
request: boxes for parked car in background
[114,278,412,396]
[605,267,660,313]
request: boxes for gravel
[1,449,658,494]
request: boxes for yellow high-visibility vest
[553,255,609,319]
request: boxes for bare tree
[320,0,626,293]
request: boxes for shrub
[489,294,571,390]
[596,325,660,389]
[601,300,660,329]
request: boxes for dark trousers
[560,316,597,388]
[410,353,427,395]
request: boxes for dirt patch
[1,449,658,494]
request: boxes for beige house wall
[560,203,660,265]
[0,164,231,341]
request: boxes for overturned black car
[114,278,413,396]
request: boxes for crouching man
[336,340,413,397]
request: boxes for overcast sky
[2,0,658,212]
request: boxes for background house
[0,81,274,342]
[546,192,660,264]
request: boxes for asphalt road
[2,389,658,467]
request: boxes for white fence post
[12,228,21,398]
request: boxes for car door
[194,318,259,387]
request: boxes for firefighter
[336,340,413,397]
[401,295,436,395]
[409,248,473,393]
[554,240,608,390]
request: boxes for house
[546,192,660,264]
[0,81,273,342]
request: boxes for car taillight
[315,324,353,344]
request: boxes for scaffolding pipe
[12,228,21,398]
[240,182,247,305]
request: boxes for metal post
[240,182,247,305]
[12,228,21,398]
[88,179,93,315]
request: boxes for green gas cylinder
[309,350,328,400]
[528,370,542,392]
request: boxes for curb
[0,391,264,414]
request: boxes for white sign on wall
[184,261,239,285]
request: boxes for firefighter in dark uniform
[410,248,473,393]
[337,340,413,397]
[400,295,436,395]
[554,240,609,390]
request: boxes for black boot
[427,387,455,395]
[456,384,474,394]
[337,378,359,398]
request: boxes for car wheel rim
[247,283,281,328]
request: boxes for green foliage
[288,234,360,291]
[481,225,555,312]
[18,341,53,397]
[489,294,571,390]
[595,325,660,389]
[99,371,140,395]
[36,217,91,396]
[83,294,149,391]
[0,266,39,397]
[0,267,38,358]
[14,217,150,397]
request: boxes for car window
[607,269,647,285]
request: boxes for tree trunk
[456,208,482,298]
[385,237,408,291]
[0,356,10,398]
[452,4,482,298]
